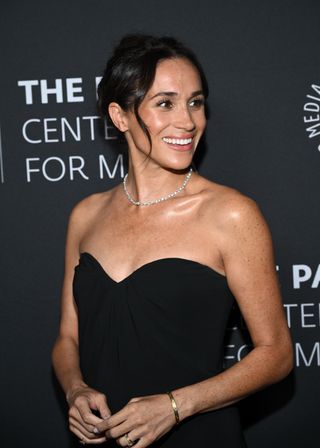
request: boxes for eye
[156,99,173,109]
[189,98,205,108]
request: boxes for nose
[173,105,196,131]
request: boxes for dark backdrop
[1,1,319,447]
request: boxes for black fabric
[73,252,247,447]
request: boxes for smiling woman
[107,56,206,175]
[97,35,208,154]
[52,34,293,448]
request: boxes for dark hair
[97,34,209,146]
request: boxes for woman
[52,34,293,448]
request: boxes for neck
[124,160,192,206]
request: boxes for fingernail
[93,427,99,434]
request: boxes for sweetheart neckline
[78,252,227,285]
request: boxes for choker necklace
[123,168,193,206]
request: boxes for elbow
[285,342,295,376]
[280,348,294,380]
[274,339,294,383]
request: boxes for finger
[70,405,104,435]
[69,424,107,445]
[94,408,128,433]
[69,407,97,433]
[124,424,156,448]
[117,432,140,447]
[103,419,135,440]
[69,416,102,440]
[90,393,111,420]
[75,398,106,426]
[130,437,151,448]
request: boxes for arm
[52,202,110,444]
[173,196,293,418]
[93,195,293,447]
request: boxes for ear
[108,102,128,132]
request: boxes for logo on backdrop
[1,76,124,184]
[303,83,320,151]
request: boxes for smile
[162,137,193,145]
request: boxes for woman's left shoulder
[195,176,267,232]
[196,178,275,278]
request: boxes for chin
[164,159,193,172]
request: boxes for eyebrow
[149,90,204,100]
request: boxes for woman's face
[123,57,207,170]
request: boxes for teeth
[163,137,192,145]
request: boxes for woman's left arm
[174,195,294,419]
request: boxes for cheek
[195,112,206,132]
[142,110,168,135]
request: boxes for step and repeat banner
[1,1,319,447]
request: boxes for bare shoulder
[196,176,260,220]
[67,186,118,237]
[197,176,275,275]
[195,176,271,244]
[72,186,117,221]
[63,185,120,266]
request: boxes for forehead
[147,58,202,96]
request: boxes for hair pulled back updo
[97,34,209,143]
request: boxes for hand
[93,393,177,448]
[67,384,112,444]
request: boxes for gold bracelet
[167,391,180,425]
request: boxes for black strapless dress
[73,253,247,447]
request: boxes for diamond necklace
[123,168,193,206]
